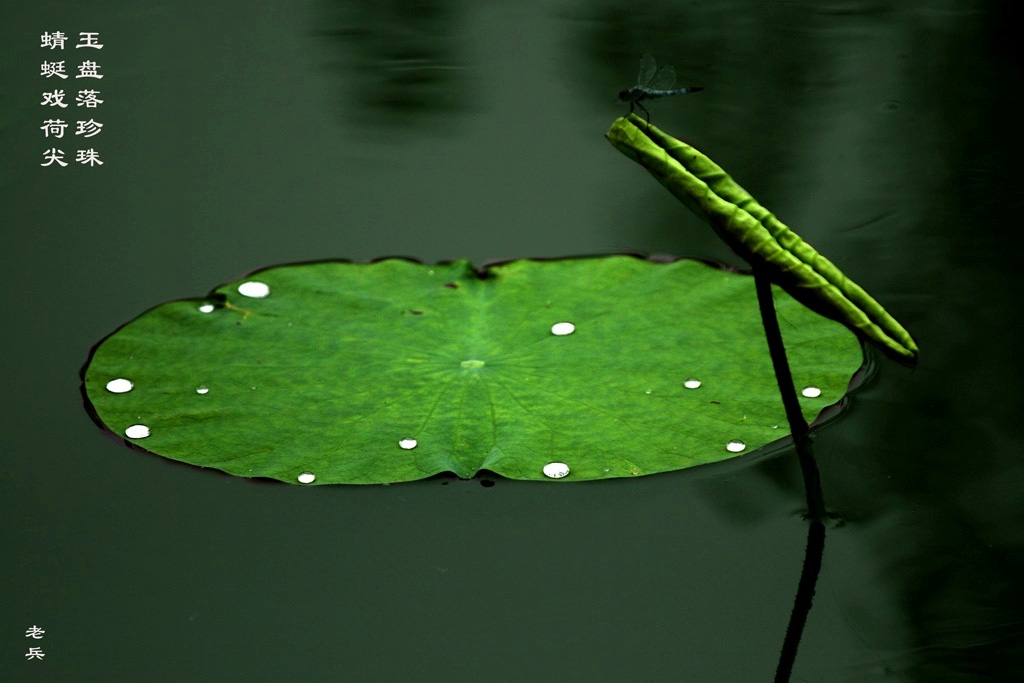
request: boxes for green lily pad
[82,255,864,484]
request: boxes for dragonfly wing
[637,53,657,86]
[649,64,676,90]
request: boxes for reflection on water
[317,0,470,127]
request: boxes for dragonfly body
[618,86,703,103]
[618,54,702,121]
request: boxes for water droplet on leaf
[399,438,418,450]
[726,439,746,453]
[196,386,209,395]
[543,462,570,478]
[198,304,215,313]
[297,472,315,484]
[801,386,822,398]
[125,424,150,439]
[550,322,575,336]
[105,378,133,394]
[238,281,270,298]
[684,378,701,389]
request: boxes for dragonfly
[618,54,703,122]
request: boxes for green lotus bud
[607,113,918,366]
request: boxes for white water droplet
[771,424,779,429]
[198,304,215,313]
[683,378,702,389]
[543,462,570,479]
[125,424,150,439]
[645,389,652,395]
[105,378,133,394]
[801,386,822,398]
[297,472,316,484]
[550,322,575,336]
[399,438,418,450]
[196,386,209,395]
[726,439,746,453]
[238,281,270,298]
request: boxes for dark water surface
[3,1,1022,680]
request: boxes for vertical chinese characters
[24,625,45,661]
[39,31,105,167]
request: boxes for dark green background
[3,1,1022,680]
